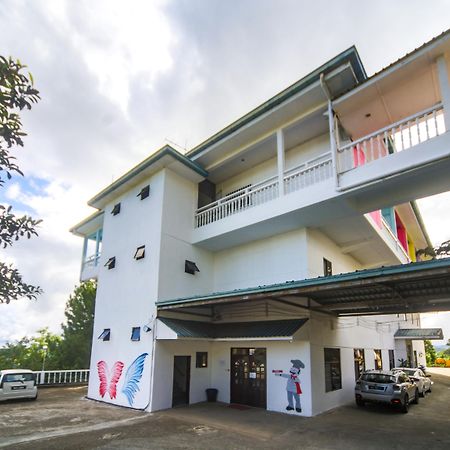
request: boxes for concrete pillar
[327,100,339,187]
[436,55,450,129]
[276,129,285,196]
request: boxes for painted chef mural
[94,352,149,408]
[274,359,305,413]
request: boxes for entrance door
[230,348,266,408]
[172,356,191,407]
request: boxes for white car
[394,367,432,397]
[0,369,38,402]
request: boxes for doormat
[228,403,251,410]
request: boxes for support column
[81,236,88,275]
[94,229,101,266]
[327,100,339,187]
[436,55,450,129]
[276,128,285,196]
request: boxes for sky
[0,0,449,347]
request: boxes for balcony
[336,104,446,175]
[80,252,101,281]
[195,152,332,228]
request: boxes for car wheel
[400,394,409,413]
[420,388,425,398]
[30,393,38,401]
[428,385,432,393]
[412,389,419,405]
[356,398,365,407]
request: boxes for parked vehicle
[394,367,432,397]
[355,369,419,413]
[0,370,38,402]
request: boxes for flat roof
[157,258,450,316]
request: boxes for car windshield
[402,369,416,376]
[361,373,395,383]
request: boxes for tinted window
[3,373,35,382]
[361,373,394,383]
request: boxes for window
[137,185,150,200]
[98,329,111,341]
[105,257,116,269]
[324,348,342,392]
[131,327,141,341]
[111,203,121,215]
[134,245,145,260]
[185,260,200,275]
[388,349,395,369]
[374,349,383,369]
[354,348,365,380]
[323,258,332,277]
[2,373,35,383]
[196,352,208,368]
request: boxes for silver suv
[355,369,419,413]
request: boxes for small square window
[134,245,145,260]
[323,258,332,277]
[196,352,208,368]
[131,327,141,341]
[105,257,116,269]
[185,260,200,275]
[137,185,150,200]
[111,203,121,215]
[98,329,111,341]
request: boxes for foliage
[416,239,450,260]
[58,281,96,369]
[424,340,436,366]
[0,55,41,303]
[0,328,61,371]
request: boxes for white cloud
[0,0,449,348]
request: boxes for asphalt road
[0,369,449,449]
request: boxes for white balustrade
[34,369,90,386]
[337,104,445,174]
[195,152,333,227]
[83,253,100,268]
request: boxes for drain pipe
[320,73,340,188]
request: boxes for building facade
[71,30,450,416]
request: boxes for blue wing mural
[121,353,148,406]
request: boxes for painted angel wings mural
[121,353,148,406]
[97,360,124,399]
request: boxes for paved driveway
[1,370,449,449]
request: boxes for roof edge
[88,145,208,208]
[186,46,366,159]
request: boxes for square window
[98,329,111,341]
[323,258,332,277]
[138,185,150,200]
[196,352,208,368]
[324,348,341,392]
[134,245,145,260]
[185,260,200,275]
[131,327,141,341]
[105,257,116,269]
[111,203,121,215]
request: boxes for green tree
[0,328,61,371]
[58,281,96,369]
[424,339,436,366]
[0,55,41,303]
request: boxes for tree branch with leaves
[0,55,42,303]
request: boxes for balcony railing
[337,104,445,174]
[195,152,332,228]
[83,252,101,268]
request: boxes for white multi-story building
[71,30,450,416]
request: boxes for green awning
[394,328,443,340]
[158,318,308,339]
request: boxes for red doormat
[228,403,251,410]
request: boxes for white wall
[88,170,165,409]
[213,228,308,292]
[151,336,313,416]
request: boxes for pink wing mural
[97,360,125,399]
